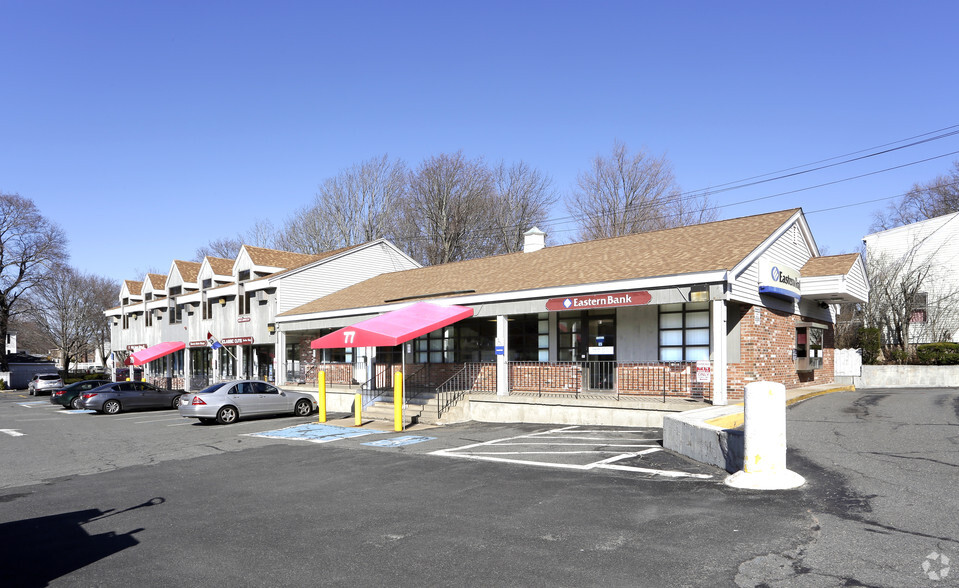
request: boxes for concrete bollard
[725,381,805,490]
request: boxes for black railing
[436,363,496,418]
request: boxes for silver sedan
[178,380,316,425]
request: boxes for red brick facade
[725,304,835,402]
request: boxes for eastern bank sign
[545,290,652,311]
[758,259,801,301]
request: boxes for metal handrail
[436,362,495,418]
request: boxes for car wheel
[216,406,238,425]
[29,388,34,396]
[103,400,121,415]
[70,397,82,410]
[294,399,312,417]
[172,395,182,409]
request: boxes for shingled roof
[243,246,321,270]
[172,260,202,283]
[206,256,235,276]
[281,209,801,316]
[123,280,142,296]
[801,253,860,277]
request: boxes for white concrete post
[711,299,727,406]
[274,330,287,386]
[496,315,509,396]
[183,347,192,392]
[725,381,805,490]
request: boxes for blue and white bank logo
[563,298,573,309]
[771,266,781,282]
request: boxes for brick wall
[726,304,835,401]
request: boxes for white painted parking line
[0,429,25,437]
[430,425,714,480]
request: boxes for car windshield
[197,383,229,394]
[38,375,60,381]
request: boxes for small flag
[207,332,223,350]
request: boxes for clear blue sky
[3,1,957,283]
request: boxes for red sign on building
[545,291,652,312]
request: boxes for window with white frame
[659,302,710,362]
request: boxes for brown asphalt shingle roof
[206,256,235,276]
[801,253,860,277]
[146,274,167,290]
[124,280,143,296]
[173,260,202,283]
[280,209,801,317]
[243,246,322,270]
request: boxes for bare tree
[193,220,279,261]
[194,237,242,261]
[491,161,558,253]
[864,240,959,353]
[26,266,110,373]
[277,155,407,254]
[871,160,959,231]
[569,141,715,240]
[401,152,497,265]
[0,193,68,371]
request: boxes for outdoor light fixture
[219,298,226,306]
[267,323,275,334]
[690,285,709,302]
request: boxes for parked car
[179,380,316,425]
[28,374,64,396]
[79,382,183,414]
[50,380,112,409]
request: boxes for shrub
[858,328,882,364]
[916,342,959,365]
[0,378,6,391]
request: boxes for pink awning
[128,341,186,366]
[310,302,474,349]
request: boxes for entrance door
[586,315,616,390]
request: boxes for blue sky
[3,1,958,282]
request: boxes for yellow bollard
[317,370,327,423]
[393,371,403,432]
[354,393,362,427]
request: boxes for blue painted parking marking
[62,409,96,414]
[17,401,51,407]
[246,423,379,444]
[362,436,436,448]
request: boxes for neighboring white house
[863,211,959,344]
[4,332,15,355]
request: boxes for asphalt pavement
[0,386,957,587]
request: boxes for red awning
[310,302,474,349]
[128,341,186,366]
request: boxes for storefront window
[413,318,495,363]
[659,302,710,362]
[509,313,549,362]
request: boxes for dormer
[167,260,202,295]
[234,245,318,283]
[119,280,144,306]
[198,256,236,290]
[142,274,168,302]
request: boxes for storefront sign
[237,316,251,323]
[588,346,615,355]
[545,290,651,311]
[696,360,712,383]
[221,337,253,346]
[758,260,801,301]
[189,341,209,348]
[126,344,147,351]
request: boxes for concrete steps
[363,390,443,426]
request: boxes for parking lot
[0,389,720,490]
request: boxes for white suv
[28,374,64,396]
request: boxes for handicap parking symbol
[362,435,435,448]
